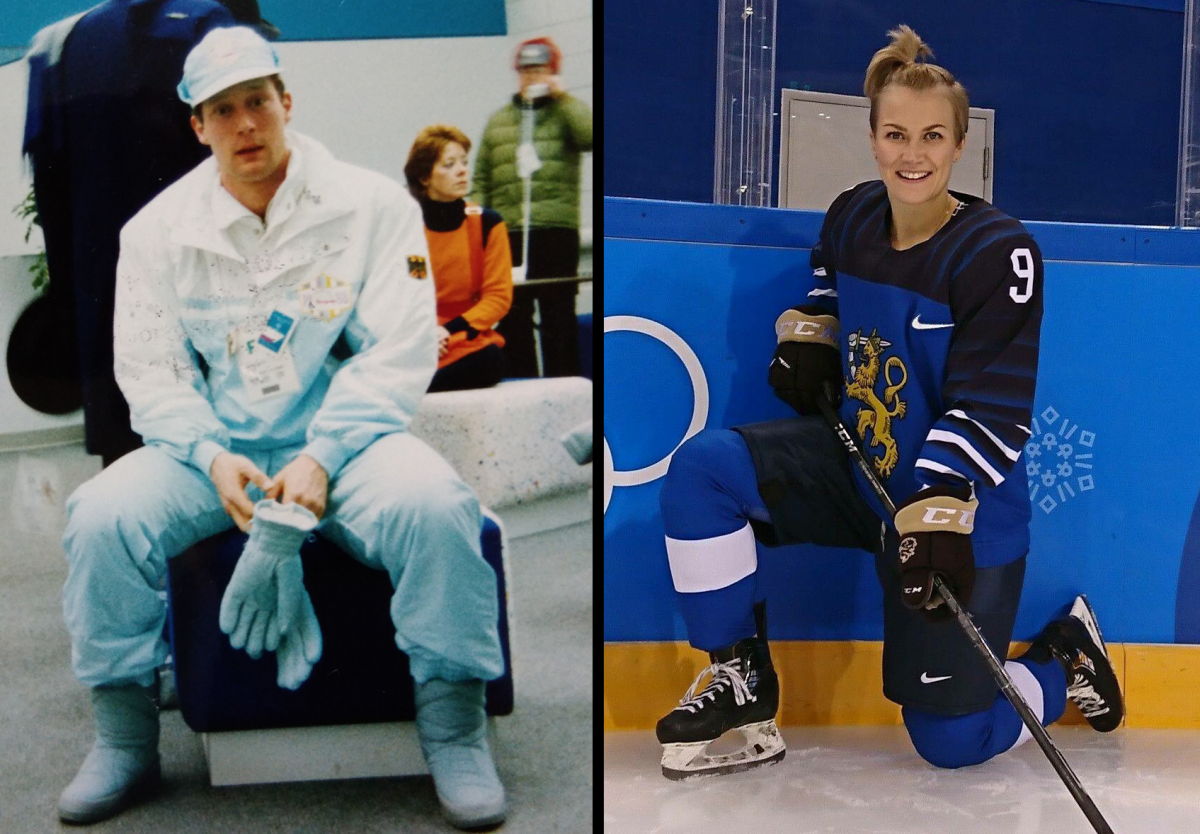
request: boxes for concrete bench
[409,377,593,538]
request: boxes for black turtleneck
[419,196,467,232]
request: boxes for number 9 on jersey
[1009,247,1034,304]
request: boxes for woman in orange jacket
[405,124,514,391]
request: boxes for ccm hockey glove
[768,305,842,414]
[894,485,978,621]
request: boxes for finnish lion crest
[845,329,908,478]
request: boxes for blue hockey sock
[995,655,1068,749]
[659,430,768,651]
[674,573,758,651]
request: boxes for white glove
[219,500,317,659]
[275,590,323,690]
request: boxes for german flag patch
[408,255,428,279]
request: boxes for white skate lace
[1069,675,1110,716]
[677,661,753,714]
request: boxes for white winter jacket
[113,131,437,479]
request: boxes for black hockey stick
[814,386,1115,834]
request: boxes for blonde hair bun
[864,24,968,142]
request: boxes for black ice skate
[1026,594,1124,732]
[655,636,784,780]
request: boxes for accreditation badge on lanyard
[235,310,302,403]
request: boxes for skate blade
[660,720,786,781]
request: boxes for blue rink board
[604,198,1200,645]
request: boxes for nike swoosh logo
[911,315,953,330]
[920,673,953,684]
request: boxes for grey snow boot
[58,683,161,824]
[560,420,593,465]
[415,678,507,830]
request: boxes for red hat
[514,37,561,74]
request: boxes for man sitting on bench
[57,26,506,830]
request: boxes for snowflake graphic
[1026,406,1096,514]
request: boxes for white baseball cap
[177,25,282,107]
[516,42,553,68]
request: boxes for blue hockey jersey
[810,181,1043,567]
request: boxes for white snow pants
[62,432,505,689]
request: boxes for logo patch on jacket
[297,274,354,321]
[408,255,428,280]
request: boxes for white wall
[0,9,595,255]
[0,58,36,258]
[281,36,520,189]
[0,59,76,436]
[0,255,84,436]
[0,36,516,257]
[0,36,528,436]
[0,7,592,436]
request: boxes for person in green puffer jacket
[469,36,593,378]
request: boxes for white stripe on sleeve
[927,429,1006,485]
[914,457,971,484]
[946,409,1021,461]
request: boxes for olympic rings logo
[603,316,709,514]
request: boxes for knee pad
[902,707,993,769]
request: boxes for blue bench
[163,513,512,782]
[578,312,592,380]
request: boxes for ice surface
[605,725,1200,833]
